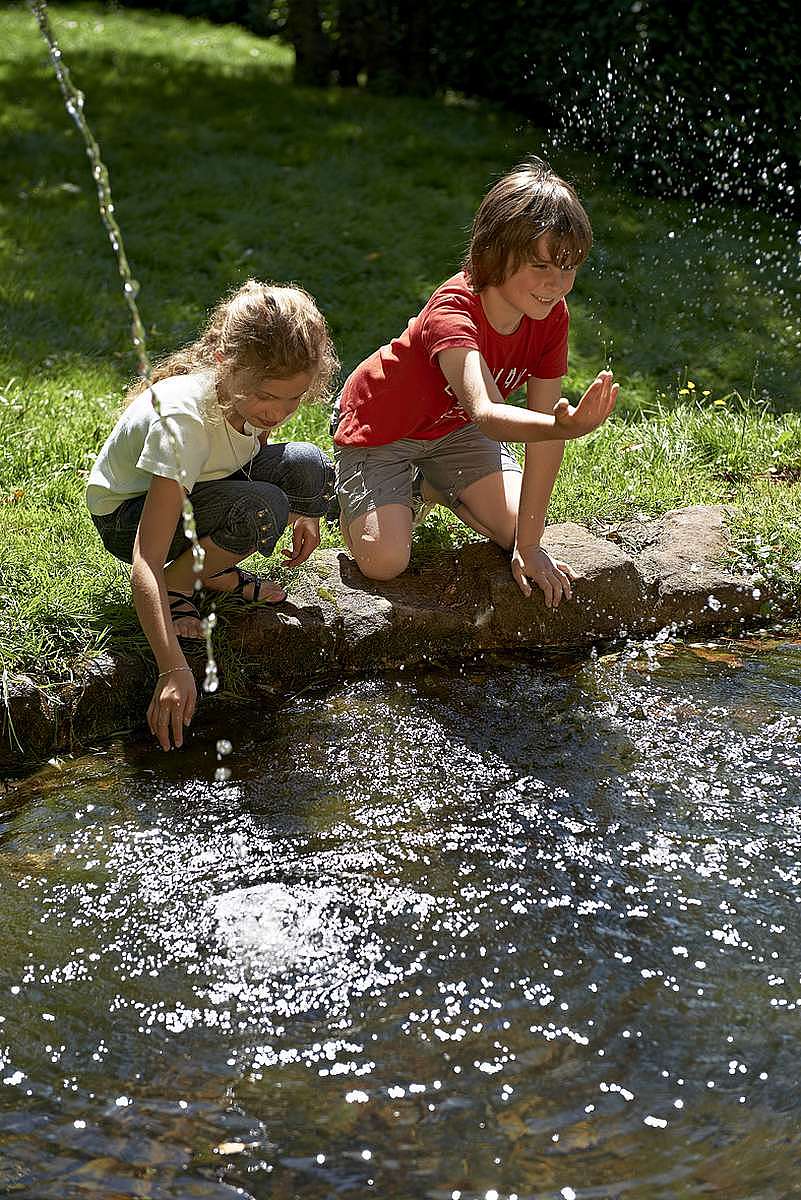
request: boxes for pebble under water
[2,636,801,1200]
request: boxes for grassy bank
[1,2,800,681]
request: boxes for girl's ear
[214,350,224,364]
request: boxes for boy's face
[497,234,578,321]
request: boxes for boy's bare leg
[346,503,413,580]
[424,470,520,550]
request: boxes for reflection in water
[1,637,801,1199]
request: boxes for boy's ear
[214,350,224,364]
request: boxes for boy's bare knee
[497,521,516,552]
[351,539,410,581]
[360,563,407,582]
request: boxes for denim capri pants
[91,441,334,564]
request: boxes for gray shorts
[334,421,522,527]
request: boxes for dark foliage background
[109,0,801,215]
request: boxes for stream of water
[2,635,801,1199]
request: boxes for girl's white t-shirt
[86,371,260,516]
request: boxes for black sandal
[208,566,287,605]
[168,590,205,638]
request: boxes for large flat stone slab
[1,505,792,771]
[622,505,769,634]
[486,523,646,648]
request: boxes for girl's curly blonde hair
[127,279,339,411]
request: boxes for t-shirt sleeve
[136,397,210,493]
[531,302,570,379]
[420,293,482,363]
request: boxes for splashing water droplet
[203,656,219,694]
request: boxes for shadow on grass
[3,19,800,409]
[3,41,502,377]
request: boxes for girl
[333,157,618,603]
[86,279,338,752]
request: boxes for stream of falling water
[26,0,219,691]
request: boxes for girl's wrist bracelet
[157,666,193,680]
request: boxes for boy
[333,157,618,607]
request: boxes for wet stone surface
[1,506,790,770]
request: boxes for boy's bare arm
[517,377,565,547]
[437,348,617,442]
[511,377,574,606]
[438,348,559,440]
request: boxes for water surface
[2,635,801,1199]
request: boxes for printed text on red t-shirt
[435,365,531,424]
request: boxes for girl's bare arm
[131,475,197,749]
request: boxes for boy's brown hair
[464,156,592,291]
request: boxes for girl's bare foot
[173,613,205,638]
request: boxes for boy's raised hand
[553,370,618,439]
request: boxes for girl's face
[221,368,313,433]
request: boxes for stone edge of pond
[0,504,789,774]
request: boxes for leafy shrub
[109,0,801,216]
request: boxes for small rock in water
[707,595,722,611]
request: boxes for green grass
[1,2,800,679]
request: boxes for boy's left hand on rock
[511,544,575,606]
[553,369,618,438]
[282,514,321,568]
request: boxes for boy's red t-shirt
[334,272,569,448]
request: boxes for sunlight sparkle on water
[2,644,801,1196]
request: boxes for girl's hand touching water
[147,667,197,751]
[553,369,618,439]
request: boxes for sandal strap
[245,571,265,604]
[209,565,250,598]
[208,565,285,605]
[167,590,202,620]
